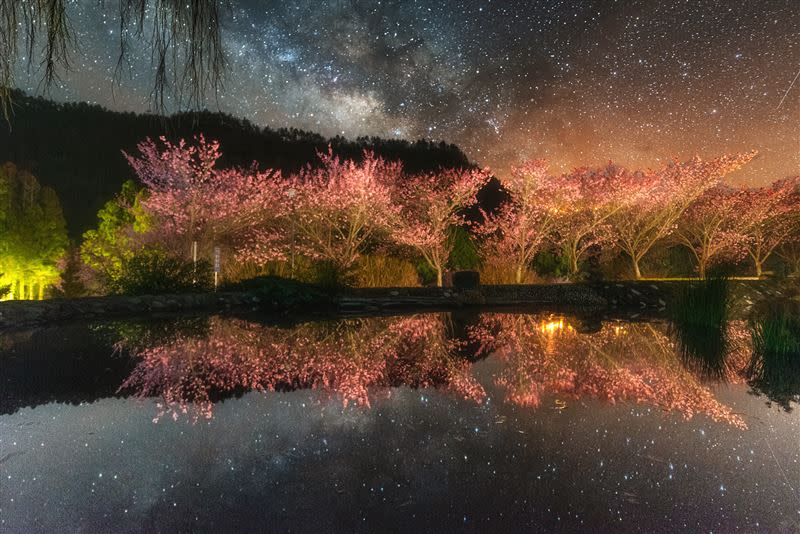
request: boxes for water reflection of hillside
[114,313,761,427]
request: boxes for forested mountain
[0,90,478,237]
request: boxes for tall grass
[354,255,420,287]
[668,276,730,379]
[746,299,800,410]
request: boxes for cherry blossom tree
[609,152,756,279]
[125,135,286,266]
[554,164,636,276]
[392,167,489,286]
[676,185,750,278]
[476,160,560,283]
[736,177,800,277]
[289,149,401,276]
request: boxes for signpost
[287,187,297,279]
[191,240,198,285]
[213,246,220,290]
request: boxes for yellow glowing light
[0,269,51,301]
[541,318,565,334]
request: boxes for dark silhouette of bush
[668,276,730,380]
[747,298,800,410]
[111,250,213,295]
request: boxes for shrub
[111,250,212,295]
[355,255,420,287]
[448,226,481,270]
[413,258,438,286]
[223,275,334,310]
[306,260,353,289]
[532,249,571,279]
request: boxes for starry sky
[12,0,800,183]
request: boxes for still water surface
[1,312,798,532]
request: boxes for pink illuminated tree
[676,185,750,278]
[554,164,637,276]
[476,160,560,283]
[393,168,489,286]
[608,152,756,279]
[289,149,401,275]
[737,177,800,277]
[125,136,286,264]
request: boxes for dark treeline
[0,90,487,238]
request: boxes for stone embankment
[0,280,775,329]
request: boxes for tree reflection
[117,314,484,421]
[116,311,795,428]
[470,314,749,429]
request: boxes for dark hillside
[1,91,480,237]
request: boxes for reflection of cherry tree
[471,314,749,428]
[118,314,484,421]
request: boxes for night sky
[13,0,800,183]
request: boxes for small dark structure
[452,271,480,290]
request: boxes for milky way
[12,0,800,183]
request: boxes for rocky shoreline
[0,280,777,330]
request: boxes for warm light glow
[540,318,570,335]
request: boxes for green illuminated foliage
[0,163,68,299]
[80,180,151,291]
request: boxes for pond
[1,311,798,532]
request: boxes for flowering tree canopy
[736,177,800,277]
[125,136,286,264]
[393,167,489,286]
[676,185,750,278]
[289,149,401,274]
[477,160,559,283]
[554,164,639,275]
[608,152,756,279]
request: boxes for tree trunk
[632,257,642,280]
[569,253,578,275]
[698,261,706,279]
[515,264,524,284]
[754,259,763,278]
[436,268,443,287]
